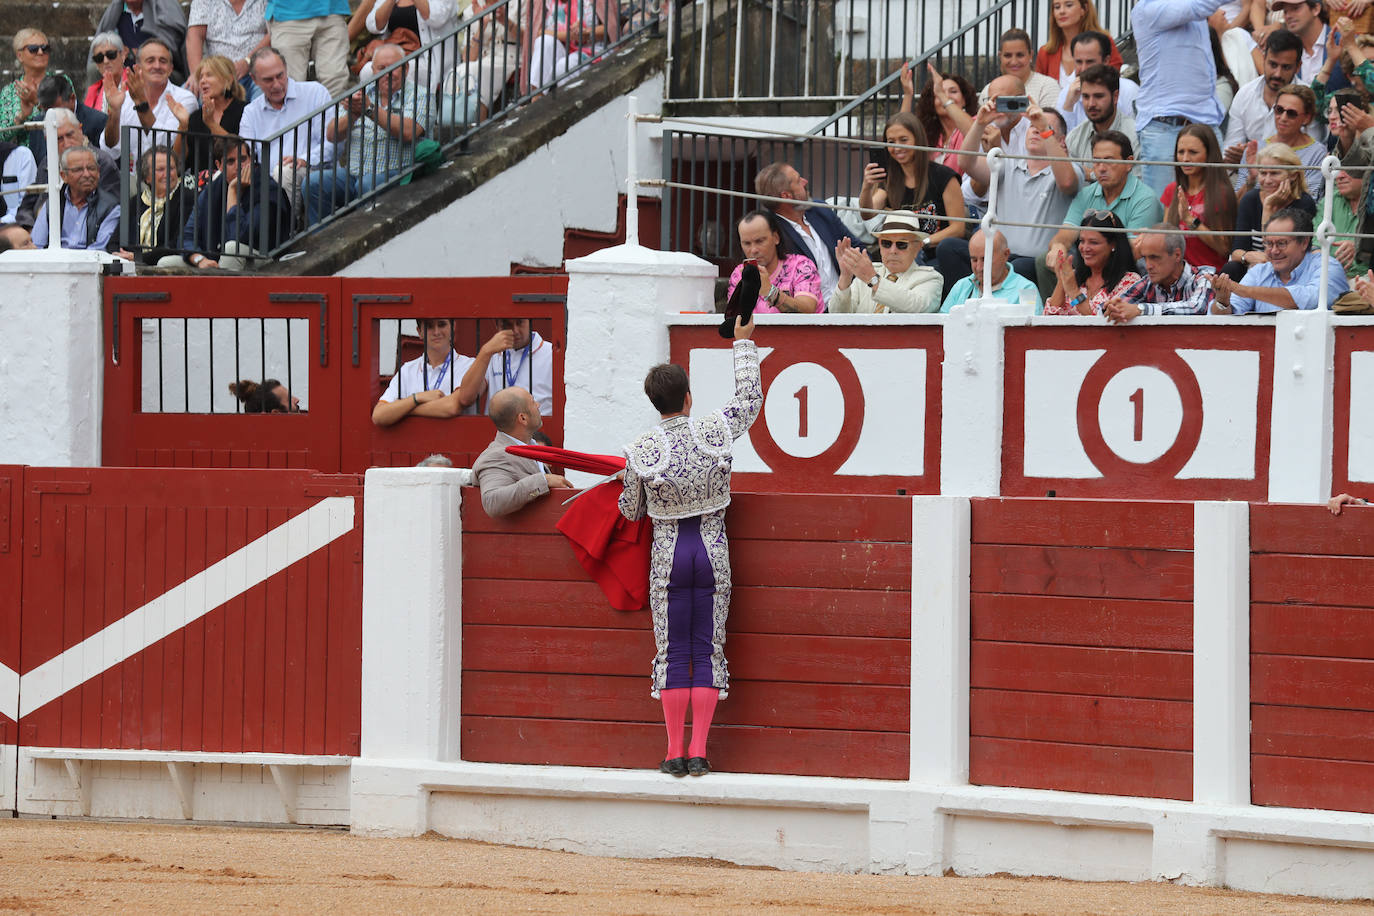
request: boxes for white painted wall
[0,250,112,467]
[338,75,664,277]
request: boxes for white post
[625,96,639,249]
[1267,309,1335,503]
[43,109,61,252]
[1192,501,1250,806]
[980,147,1002,298]
[360,468,465,762]
[1317,155,1339,312]
[939,303,1007,496]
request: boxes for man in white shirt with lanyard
[371,317,480,426]
[460,317,554,415]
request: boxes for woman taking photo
[1046,210,1141,315]
[725,209,824,314]
[1,28,50,141]
[170,55,246,176]
[1161,123,1236,273]
[905,61,977,173]
[1036,0,1122,83]
[1229,142,1316,278]
[858,111,967,256]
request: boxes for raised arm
[720,318,762,439]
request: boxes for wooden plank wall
[1250,504,1374,814]
[17,469,364,756]
[461,491,912,779]
[969,499,1194,800]
[0,466,21,747]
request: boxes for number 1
[794,385,808,438]
[1129,388,1144,441]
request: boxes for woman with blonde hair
[1227,142,1316,278]
[170,55,247,175]
[1036,0,1122,84]
[1,28,51,141]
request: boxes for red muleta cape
[505,444,650,610]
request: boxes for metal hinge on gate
[110,291,170,364]
[26,481,92,557]
[350,294,411,367]
[269,292,330,367]
[511,294,568,303]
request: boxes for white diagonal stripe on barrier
[0,662,17,722]
[18,496,355,720]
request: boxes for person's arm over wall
[720,337,762,439]
[476,457,550,517]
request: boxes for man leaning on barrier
[372,317,481,426]
[1208,207,1349,314]
[1102,225,1217,322]
[830,211,943,313]
[308,42,434,225]
[173,136,292,269]
[471,386,571,518]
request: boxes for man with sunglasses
[830,211,943,313]
[1208,207,1349,313]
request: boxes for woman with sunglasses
[1161,123,1237,273]
[726,209,824,314]
[1253,85,1324,198]
[1045,210,1141,315]
[84,33,129,114]
[1,29,51,142]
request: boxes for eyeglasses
[92,49,122,63]
[1263,237,1301,250]
[62,164,100,174]
[1273,103,1303,119]
[24,43,51,54]
[878,239,911,250]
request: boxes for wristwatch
[867,274,881,290]
[133,101,150,113]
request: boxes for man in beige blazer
[471,386,571,517]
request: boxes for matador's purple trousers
[664,516,716,688]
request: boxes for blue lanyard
[428,352,453,391]
[503,345,530,389]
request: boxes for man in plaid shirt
[1103,226,1216,323]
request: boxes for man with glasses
[1208,207,1349,313]
[30,146,121,252]
[830,211,943,313]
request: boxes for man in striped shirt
[1103,226,1215,322]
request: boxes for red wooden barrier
[969,498,1194,800]
[15,468,363,755]
[0,466,21,748]
[102,276,567,474]
[1250,503,1374,814]
[1332,325,1374,499]
[460,492,912,778]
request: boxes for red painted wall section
[461,491,913,779]
[0,466,21,746]
[1250,504,1374,814]
[969,498,1194,800]
[1332,326,1374,498]
[16,468,363,756]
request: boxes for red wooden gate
[13,467,363,755]
[0,466,20,749]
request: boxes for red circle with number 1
[750,353,865,476]
[1075,348,1204,478]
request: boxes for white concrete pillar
[1192,500,1250,806]
[1267,309,1335,502]
[361,468,465,762]
[0,251,116,466]
[940,302,1014,496]
[562,244,717,475]
[910,496,972,785]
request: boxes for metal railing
[115,0,661,263]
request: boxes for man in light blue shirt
[942,229,1043,313]
[1210,208,1349,314]
[30,147,121,252]
[240,47,334,221]
[1132,0,1228,193]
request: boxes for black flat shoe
[686,756,710,776]
[660,757,688,777]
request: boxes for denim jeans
[305,167,399,225]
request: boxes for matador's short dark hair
[644,363,689,414]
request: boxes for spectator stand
[101,274,567,473]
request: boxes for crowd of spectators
[725,0,1374,317]
[0,0,644,267]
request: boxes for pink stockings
[660,687,719,759]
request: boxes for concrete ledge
[350,759,1374,899]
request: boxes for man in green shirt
[1036,131,1164,298]
[1332,168,1371,279]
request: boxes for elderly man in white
[829,211,944,313]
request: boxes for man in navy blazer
[755,162,865,302]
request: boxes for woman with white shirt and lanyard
[461,317,554,416]
[372,317,481,426]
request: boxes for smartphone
[995,95,1029,113]
[867,147,886,167]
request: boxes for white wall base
[350,759,1374,900]
[18,750,349,825]
[0,743,15,813]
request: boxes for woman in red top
[1036,0,1123,83]
[1160,124,1237,272]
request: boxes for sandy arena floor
[1,818,1371,914]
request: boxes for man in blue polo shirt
[1037,131,1163,298]
[1209,208,1349,313]
[941,229,1043,312]
[265,0,350,96]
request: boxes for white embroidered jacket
[619,340,763,521]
